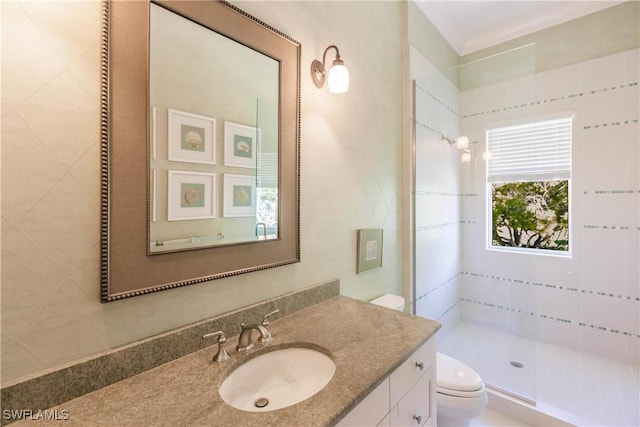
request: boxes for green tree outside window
[491,180,569,251]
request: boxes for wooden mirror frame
[100,0,301,302]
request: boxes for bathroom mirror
[148,3,280,253]
[101,0,300,302]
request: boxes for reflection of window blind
[257,153,278,188]
[487,117,572,183]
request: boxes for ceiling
[415,1,625,56]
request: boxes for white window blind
[487,117,572,182]
[257,153,278,188]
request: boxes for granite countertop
[13,296,440,427]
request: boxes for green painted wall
[459,1,640,90]
[408,0,459,85]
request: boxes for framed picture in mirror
[224,121,261,168]
[168,108,217,164]
[167,170,217,221]
[223,174,256,217]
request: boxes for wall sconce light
[311,45,350,94]
[443,134,476,162]
[442,134,469,150]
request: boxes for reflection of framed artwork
[168,109,216,164]
[224,122,261,168]
[223,174,256,217]
[167,170,216,221]
[356,228,383,273]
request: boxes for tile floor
[439,321,640,427]
[471,409,532,427]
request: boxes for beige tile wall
[1,0,406,384]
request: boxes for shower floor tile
[438,321,640,427]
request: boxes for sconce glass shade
[456,136,469,150]
[461,150,472,162]
[311,45,349,94]
[328,60,349,94]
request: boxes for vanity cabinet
[336,336,436,427]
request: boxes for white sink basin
[219,347,336,412]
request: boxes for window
[256,153,278,238]
[487,116,572,254]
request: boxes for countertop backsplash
[0,279,340,426]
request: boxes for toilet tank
[370,294,405,311]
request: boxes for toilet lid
[436,353,483,393]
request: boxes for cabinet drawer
[389,337,435,404]
[390,366,433,427]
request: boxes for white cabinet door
[377,413,391,427]
[389,338,436,404]
[336,378,390,427]
[336,336,437,427]
[390,367,433,427]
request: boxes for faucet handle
[261,309,280,326]
[202,331,230,362]
[257,309,280,344]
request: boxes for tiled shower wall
[460,49,640,364]
[411,47,463,338]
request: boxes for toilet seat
[437,385,485,398]
[436,352,485,398]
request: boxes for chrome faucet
[236,309,280,352]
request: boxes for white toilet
[435,352,488,426]
[370,294,488,427]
